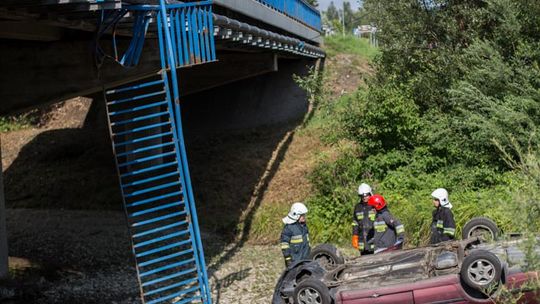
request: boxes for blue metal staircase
[103,1,215,303]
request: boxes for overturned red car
[273,217,540,304]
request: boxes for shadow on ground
[2,58,318,303]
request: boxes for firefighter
[367,194,405,253]
[430,188,456,244]
[352,183,376,255]
[280,202,310,267]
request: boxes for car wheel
[460,250,502,294]
[309,244,344,270]
[462,217,499,241]
[294,279,331,304]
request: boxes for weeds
[324,35,378,59]
[0,114,35,132]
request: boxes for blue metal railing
[126,1,216,67]
[255,0,321,31]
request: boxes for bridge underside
[0,0,324,114]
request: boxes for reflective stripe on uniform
[285,256,292,260]
[396,225,405,234]
[280,242,289,249]
[436,220,443,229]
[374,221,386,232]
[290,235,304,244]
[356,212,364,220]
[368,211,376,221]
[359,243,365,250]
[352,222,358,226]
[443,227,456,236]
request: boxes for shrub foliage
[307,0,540,246]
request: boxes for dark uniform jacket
[430,207,456,244]
[352,201,376,253]
[371,207,405,251]
[280,222,310,266]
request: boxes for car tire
[462,217,499,241]
[460,250,502,294]
[293,279,331,304]
[309,243,345,270]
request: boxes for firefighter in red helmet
[367,195,405,253]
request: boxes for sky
[317,0,362,11]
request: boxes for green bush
[302,0,540,251]
[340,85,422,153]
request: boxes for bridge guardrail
[254,0,322,31]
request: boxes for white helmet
[358,183,372,196]
[431,188,452,209]
[282,202,308,224]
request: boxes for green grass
[248,203,289,244]
[323,35,379,59]
[0,115,35,132]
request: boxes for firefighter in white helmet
[280,202,310,267]
[351,183,376,255]
[430,188,456,244]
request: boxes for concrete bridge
[0,0,323,113]
[0,1,324,303]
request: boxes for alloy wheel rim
[297,287,322,304]
[467,258,496,286]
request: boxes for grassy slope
[247,37,378,244]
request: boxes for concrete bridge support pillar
[0,138,8,279]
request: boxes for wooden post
[0,136,8,279]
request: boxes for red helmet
[368,194,386,211]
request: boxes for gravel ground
[207,243,283,304]
[2,209,284,303]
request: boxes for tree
[305,0,319,7]
[326,1,339,22]
[343,1,355,32]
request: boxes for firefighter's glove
[352,235,359,249]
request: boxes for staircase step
[107,90,166,106]
[139,257,196,278]
[111,111,169,126]
[124,181,181,198]
[131,211,188,228]
[136,239,192,258]
[146,286,200,304]
[109,100,167,116]
[113,121,171,137]
[106,79,165,95]
[129,201,184,217]
[114,131,173,147]
[138,248,194,267]
[118,151,177,168]
[116,141,175,158]
[142,268,198,287]
[126,191,182,208]
[133,230,190,248]
[120,161,178,179]
[122,171,179,188]
[144,278,199,297]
